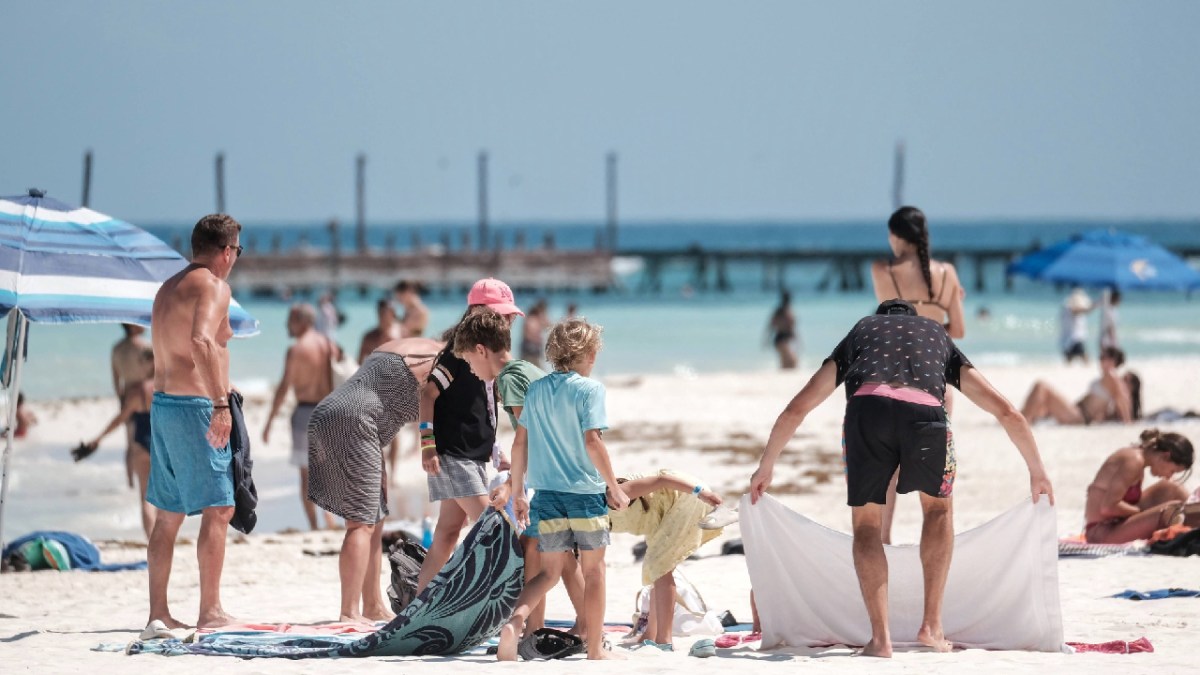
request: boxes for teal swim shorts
[146,392,235,516]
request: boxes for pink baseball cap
[467,278,524,316]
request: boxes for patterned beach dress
[307,352,424,524]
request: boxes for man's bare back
[290,327,334,404]
[152,264,234,398]
[359,325,401,363]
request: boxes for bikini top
[1123,482,1142,506]
[888,260,952,316]
[1086,378,1117,415]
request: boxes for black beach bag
[386,534,428,613]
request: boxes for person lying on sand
[1021,346,1139,425]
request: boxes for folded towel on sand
[715,632,761,648]
[1057,537,1149,558]
[198,622,381,635]
[1111,588,1200,601]
[1066,637,1154,654]
[2,531,146,572]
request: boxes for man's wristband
[213,404,230,410]
[418,421,433,432]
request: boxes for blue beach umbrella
[1007,229,1200,291]
[0,189,260,556]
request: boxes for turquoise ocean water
[6,220,1199,538]
[16,218,1200,401]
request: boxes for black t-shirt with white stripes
[824,315,972,402]
[428,351,495,462]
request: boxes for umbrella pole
[0,312,28,568]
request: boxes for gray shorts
[291,403,317,468]
[427,455,489,502]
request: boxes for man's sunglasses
[226,244,244,257]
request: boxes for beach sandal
[688,638,717,658]
[714,632,761,648]
[640,639,674,652]
[700,505,739,530]
[516,628,585,660]
[71,441,97,463]
[138,620,176,641]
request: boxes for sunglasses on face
[226,244,244,257]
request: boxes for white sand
[2,358,1198,673]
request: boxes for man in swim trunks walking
[145,214,243,631]
[750,300,1054,658]
[264,303,338,531]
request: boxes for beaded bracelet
[692,484,704,496]
[419,421,434,431]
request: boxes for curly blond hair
[545,318,603,371]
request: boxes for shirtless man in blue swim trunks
[145,214,242,631]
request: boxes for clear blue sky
[4,1,1199,224]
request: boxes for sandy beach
[2,357,1198,673]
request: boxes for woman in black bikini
[768,290,798,370]
[870,206,965,338]
[869,206,965,544]
[78,368,157,539]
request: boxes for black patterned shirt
[824,315,972,402]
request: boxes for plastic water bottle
[421,516,433,549]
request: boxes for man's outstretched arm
[958,367,1054,504]
[750,360,838,503]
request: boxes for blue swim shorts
[146,392,235,516]
[523,500,541,539]
[531,490,609,553]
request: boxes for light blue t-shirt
[518,370,608,494]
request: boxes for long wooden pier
[230,247,616,297]
[228,241,1159,297]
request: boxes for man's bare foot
[496,623,519,661]
[196,610,238,630]
[859,637,892,658]
[917,625,953,653]
[147,615,191,630]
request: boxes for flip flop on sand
[138,620,177,641]
[700,505,739,530]
[688,638,716,658]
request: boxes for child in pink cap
[412,278,524,595]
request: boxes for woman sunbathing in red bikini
[1083,429,1194,543]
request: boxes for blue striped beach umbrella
[0,189,259,556]
[0,190,260,333]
